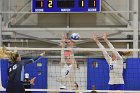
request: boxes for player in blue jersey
[5,51,45,93]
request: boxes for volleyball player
[73,82,78,90]
[91,90,98,93]
[93,33,124,90]
[59,35,77,90]
[23,73,36,93]
[73,82,83,93]
[6,51,45,93]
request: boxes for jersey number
[66,70,69,75]
[109,65,113,70]
[9,64,17,72]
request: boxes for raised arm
[22,52,44,65]
[60,34,66,64]
[102,33,122,60]
[93,33,111,63]
[70,50,77,70]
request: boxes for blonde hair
[0,47,19,63]
[118,51,132,56]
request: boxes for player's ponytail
[10,52,20,63]
[118,51,132,56]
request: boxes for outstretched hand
[102,32,108,41]
[93,33,98,42]
[30,77,36,85]
[40,51,46,56]
[60,34,66,48]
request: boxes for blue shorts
[6,81,25,93]
[109,84,124,90]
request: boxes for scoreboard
[32,0,101,13]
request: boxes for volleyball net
[0,47,140,93]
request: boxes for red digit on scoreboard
[41,1,43,7]
[36,0,44,8]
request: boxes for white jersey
[97,42,124,85]
[109,59,124,84]
[60,64,75,89]
[61,64,73,78]
[60,50,77,89]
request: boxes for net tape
[0,88,140,93]
[4,47,140,51]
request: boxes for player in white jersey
[59,34,77,89]
[93,33,124,90]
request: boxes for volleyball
[70,33,80,40]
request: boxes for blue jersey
[8,56,41,82]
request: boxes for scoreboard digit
[36,1,44,8]
[48,0,53,8]
[32,0,101,13]
[79,0,84,8]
